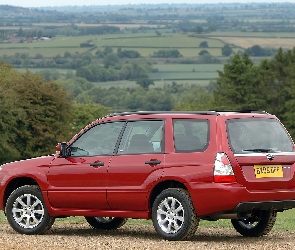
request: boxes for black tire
[85,217,127,230]
[5,185,55,235]
[152,188,199,241]
[231,210,277,237]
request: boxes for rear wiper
[242,148,275,153]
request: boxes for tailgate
[234,152,295,190]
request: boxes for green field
[149,63,222,80]
[99,34,224,47]
[0,33,227,57]
[154,64,223,72]
[91,79,212,89]
[150,71,217,80]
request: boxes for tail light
[214,152,236,183]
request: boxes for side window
[173,119,209,152]
[69,122,125,156]
[118,120,164,154]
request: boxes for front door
[47,121,125,210]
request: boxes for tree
[199,41,208,48]
[17,27,23,36]
[103,53,119,68]
[221,44,233,56]
[246,45,274,57]
[195,26,203,33]
[0,62,74,164]
[199,50,210,56]
[174,92,214,111]
[136,78,154,90]
[213,53,265,110]
[153,50,182,58]
[71,101,110,131]
[259,48,295,138]
[117,49,141,58]
[211,48,295,139]
[39,69,61,81]
[103,46,113,55]
[155,30,162,36]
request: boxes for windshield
[226,118,294,153]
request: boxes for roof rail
[213,110,269,114]
[102,110,269,118]
[105,111,219,118]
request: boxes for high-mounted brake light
[214,152,236,183]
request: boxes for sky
[1,0,295,8]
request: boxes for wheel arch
[149,180,188,213]
[4,177,39,208]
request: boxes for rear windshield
[226,118,293,153]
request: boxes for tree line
[0,62,109,164]
[1,47,295,164]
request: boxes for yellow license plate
[254,165,283,178]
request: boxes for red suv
[1,111,295,241]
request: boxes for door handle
[145,160,161,165]
[90,161,104,167]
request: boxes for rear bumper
[189,182,295,216]
[233,200,295,212]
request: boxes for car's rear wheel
[85,217,127,230]
[5,185,55,235]
[152,188,199,241]
[231,210,277,237]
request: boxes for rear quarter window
[173,119,209,152]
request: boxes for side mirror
[56,142,68,157]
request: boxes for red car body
[1,111,295,240]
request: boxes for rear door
[106,119,165,211]
[226,117,295,190]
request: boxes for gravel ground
[0,221,294,250]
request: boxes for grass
[1,209,295,231]
[98,34,225,48]
[154,64,223,72]
[149,71,218,80]
[149,63,222,80]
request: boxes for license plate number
[254,165,283,178]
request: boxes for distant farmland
[214,37,295,49]
[0,33,226,57]
[205,32,295,49]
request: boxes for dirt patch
[0,222,294,250]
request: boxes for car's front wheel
[231,210,277,237]
[85,217,127,230]
[152,188,199,241]
[5,185,55,235]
